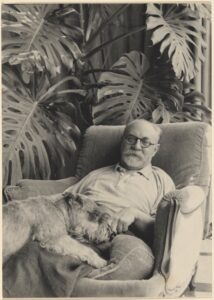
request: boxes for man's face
[120,121,160,170]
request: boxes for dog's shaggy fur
[3,193,116,268]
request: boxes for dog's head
[64,193,117,244]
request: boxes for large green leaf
[2,67,86,188]
[171,90,211,123]
[185,3,211,18]
[2,4,83,77]
[146,4,206,81]
[92,51,183,125]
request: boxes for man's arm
[130,215,155,248]
[114,208,155,247]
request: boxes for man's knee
[104,234,154,280]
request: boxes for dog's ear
[66,193,86,209]
[75,194,96,212]
[74,194,84,207]
[63,192,77,207]
[66,193,97,211]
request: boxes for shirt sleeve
[64,166,110,194]
[64,169,97,194]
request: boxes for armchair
[4,121,211,297]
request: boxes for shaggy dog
[3,193,116,268]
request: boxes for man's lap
[3,234,154,297]
[90,234,154,280]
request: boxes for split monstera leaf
[2,4,83,81]
[2,67,86,188]
[93,51,184,125]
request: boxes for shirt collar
[115,163,152,180]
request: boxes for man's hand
[114,207,138,233]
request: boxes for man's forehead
[125,121,157,137]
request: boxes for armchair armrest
[153,186,205,297]
[166,185,205,214]
[4,176,79,202]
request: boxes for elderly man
[64,119,174,238]
[63,119,175,297]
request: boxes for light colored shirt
[69,164,175,217]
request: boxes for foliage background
[2,3,211,188]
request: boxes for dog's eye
[88,210,100,221]
[107,225,116,241]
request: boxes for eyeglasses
[124,135,157,148]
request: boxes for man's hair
[123,119,162,142]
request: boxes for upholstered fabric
[76,122,211,188]
[4,176,79,202]
[163,186,205,214]
[3,241,93,297]
[153,189,204,297]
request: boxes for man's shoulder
[151,166,173,181]
[89,164,115,175]
[151,166,175,191]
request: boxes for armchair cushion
[165,186,205,214]
[4,176,79,202]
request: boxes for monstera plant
[2,4,83,78]
[93,50,211,125]
[146,3,208,82]
[2,3,134,187]
[2,4,88,187]
[2,66,87,187]
[93,51,184,124]
[2,3,211,189]
[93,3,211,125]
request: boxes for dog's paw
[84,251,107,268]
[90,256,107,269]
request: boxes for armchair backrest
[76,122,211,189]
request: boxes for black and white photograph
[2,1,212,298]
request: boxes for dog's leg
[44,235,107,268]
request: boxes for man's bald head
[123,119,162,143]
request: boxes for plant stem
[87,4,130,45]
[80,4,86,48]
[28,19,44,51]
[85,25,146,59]
[32,69,36,102]
[87,60,97,83]
[83,68,128,75]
